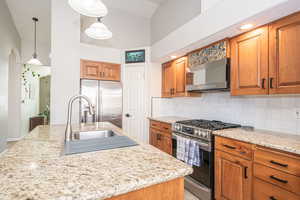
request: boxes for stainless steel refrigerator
[80,80,122,128]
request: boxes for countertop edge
[213,129,300,156]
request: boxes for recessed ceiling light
[240,24,254,30]
[171,55,177,59]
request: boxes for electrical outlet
[296,108,300,120]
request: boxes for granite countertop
[148,116,190,124]
[213,128,300,155]
[0,122,192,200]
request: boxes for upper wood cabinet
[230,26,269,96]
[269,12,300,94]
[162,61,175,97]
[161,57,199,98]
[231,11,300,96]
[81,59,121,81]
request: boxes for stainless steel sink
[73,130,116,140]
[62,130,138,156]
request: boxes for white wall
[21,40,51,66]
[153,93,300,135]
[81,8,151,49]
[80,43,121,64]
[51,0,81,125]
[51,1,123,125]
[151,0,300,62]
[151,0,201,44]
[0,0,21,152]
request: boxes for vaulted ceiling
[5,0,167,47]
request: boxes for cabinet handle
[269,197,277,200]
[244,167,248,179]
[270,160,288,168]
[269,77,274,89]
[270,175,288,184]
[157,134,162,141]
[261,78,266,89]
[222,144,236,150]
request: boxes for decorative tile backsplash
[188,40,227,68]
[152,93,300,135]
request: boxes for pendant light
[27,17,43,66]
[68,0,108,17]
[85,17,112,40]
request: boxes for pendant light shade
[68,0,108,17]
[27,17,43,66]
[85,18,112,40]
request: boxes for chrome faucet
[65,95,95,142]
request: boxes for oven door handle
[172,133,211,151]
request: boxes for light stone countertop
[0,122,192,200]
[148,116,190,124]
[213,128,300,155]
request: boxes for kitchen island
[0,122,192,200]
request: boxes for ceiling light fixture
[85,17,112,40]
[240,23,254,30]
[27,17,43,66]
[171,55,177,59]
[68,0,108,17]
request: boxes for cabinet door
[149,128,158,147]
[230,26,269,95]
[162,62,175,97]
[162,135,172,155]
[269,12,300,94]
[174,58,187,97]
[101,63,121,81]
[215,150,252,200]
[81,60,101,80]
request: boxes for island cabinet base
[106,178,184,200]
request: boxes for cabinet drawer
[215,137,253,160]
[160,123,172,133]
[150,120,162,130]
[254,147,300,176]
[253,178,300,200]
[254,163,300,195]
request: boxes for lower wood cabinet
[253,178,300,200]
[215,150,252,200]
[149,120,172,155]
[215,136,300,200]
[106,178,184,200]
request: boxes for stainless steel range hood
[186,58,230,92]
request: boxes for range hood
[186,58,230,92]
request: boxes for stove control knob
[194,129,198,135]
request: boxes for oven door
[172,136,214,189]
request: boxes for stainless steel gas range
[172,119,241,200]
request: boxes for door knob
[125,113,131,118]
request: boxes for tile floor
[185,190,199,200]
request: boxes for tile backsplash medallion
[152,93,300,135]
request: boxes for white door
[123,65,147,142]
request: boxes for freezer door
[80,80,98,123]
[99,81,122,128]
